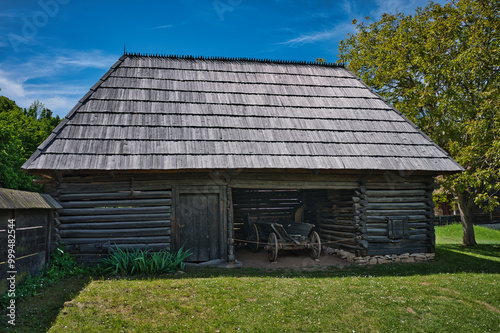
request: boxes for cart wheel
[309,231,321,259]
[247,223,260,253]
[267,232,279,262]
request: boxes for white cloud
[0,49,118,116]
[23,83,86,97]
[341,0,352,15]
[51,49,118,71]
[279,22,355,47]
[0,68,83,115]
[0,69,26,98]
[151,24,173,30]
[55,54,116,69]
[42,96,78,112]
[372,0,449,17]
[278,0,450,48]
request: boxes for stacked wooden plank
[46,175,172,261]
[362,176,435,255]
[305,190,366,255]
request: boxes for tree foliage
[338,0,500,245]
[0,96,61,191]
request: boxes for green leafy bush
[101,246,192,275]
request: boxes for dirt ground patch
[234,245,350,270]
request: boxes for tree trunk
[456,191,477,246]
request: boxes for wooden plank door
[175,186,226,262]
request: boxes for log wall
[362,175,435,255]
[43,171,436,263]
[305,189,367,256]
[46,175,173,263]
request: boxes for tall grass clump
[101,246,192,275]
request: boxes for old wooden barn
[22,53,463,264]
[0,188,61,292]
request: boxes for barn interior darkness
[231,188,357,254]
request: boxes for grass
[435,223,500,245]
[3,225,499,332]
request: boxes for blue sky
[0,0,447,117]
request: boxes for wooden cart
[246,217,321,262]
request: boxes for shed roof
[0,188,62,209]
[22,53,463,173]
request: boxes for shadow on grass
[103,244,500,281]
[3,244,499,332]
[215,246,498,279]
[1,276,91,333]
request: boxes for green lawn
[3,225,500,332]
[435,223,500,245]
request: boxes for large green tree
[0,96,61,191]
[338,0,500,245]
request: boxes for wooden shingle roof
[0,188,62,209]
[22,53,463,173]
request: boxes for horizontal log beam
[365,190,427,197]
[66,242,171,254]
[366,209,429,216]
[367,196,426,203]
[366,228,387,236]
[409,234,428,240]
[61,236,171,244]
[365,183,428,190]
[59,213,171,223]
[320,234,358,245]
[59,206,171,216]
[408,222,428,229]
[59,180,175,194]
[318,228,357,239]
[365,236,392,242]
[365,202,428,210]
[59,220,171,230]
[317,223,357,232]
[230,180,360,190]
[366,234,429,242]
[59,191,172,201]
[62,198,172,208]
[60,227,171,238]
[365,215,428,222]
[319,218,355,226]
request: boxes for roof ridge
[124,52,345,68]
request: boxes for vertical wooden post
[227,186,235,262]
[354,186,368,256]
[171,186,179,253]
[46,210,54,265]
[425,181,436,252]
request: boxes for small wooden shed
[22,53,463,263]
[0,188,61,293]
